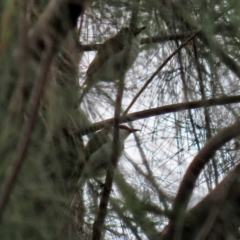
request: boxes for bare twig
[91,3,141,237]
[91,80,123,240]
[91,23,127,240]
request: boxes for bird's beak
[130,128,140,133]
[133,26,146,36]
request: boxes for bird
[79,26,146,102]
[77,125,140,187]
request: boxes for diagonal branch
[123,30,200,116]
[76,94,240,135]
[165,121,240,240]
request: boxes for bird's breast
[86,141,124,178]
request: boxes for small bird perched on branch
[77,125,140,187]
[79,26,146,102]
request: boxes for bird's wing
[83,128,110,161]
[86,37,125,76]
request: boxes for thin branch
[129,125,172,210]
[198,31,240,80]
[170,2,240,88]
[0,45,54,220]
[122,30,200,116]
[92,20,129,240]
[110,198,142,240]
[114,170,159,239]
[126,154,172,214]
[91,77,123,240]
[92,3,143,236]
[129,0,140,29]
[193,40,219,186]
